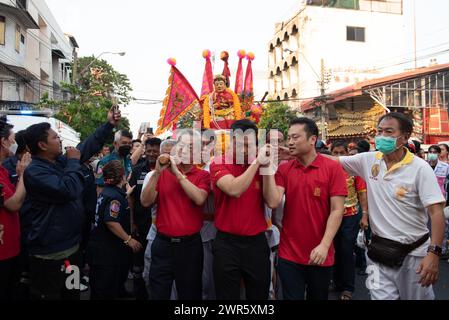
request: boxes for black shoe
[133,277,149,300]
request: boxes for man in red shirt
[263,117,347,300]
[210,119,271,300]
[330,141,368,300]
[142,130,210,300]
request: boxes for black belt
[216,230,266,242]
[156,232,200,243]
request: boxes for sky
[45,0,449,137]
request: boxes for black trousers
[149,233,203,300]
[29,250,81,300]
[89,265,121,300]
[213,231,270,300]
[278,258,332,300]
[132,231,149,300]
[0,255,20,300]
[333,213,360,293]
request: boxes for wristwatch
[427,245,443,257]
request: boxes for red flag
[221,51,231,87]
[201,50,214,98]
[235,50,246,96]
[243,53,255,110]
[244,52,254,96]
[156,59,199,135]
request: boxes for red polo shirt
[275,154,347,267]
[0,166,20,260]
[156,166,210,237]
[210,156,267,236]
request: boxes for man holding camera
[23,109,121,300]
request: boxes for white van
[1,111,81,149]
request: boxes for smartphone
[111,97,119,115]
[147,127,154,135]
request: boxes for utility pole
[412,0,417,69]
[72,49,78,85]
[319,58,328,141]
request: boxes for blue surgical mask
[428,153,438,162]
[375,136,399,155]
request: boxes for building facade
[300,63,449,145]
[0,0,77,110]
[267,0,405,108]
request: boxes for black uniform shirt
[88,185,131,266]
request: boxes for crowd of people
[0,109,447,301]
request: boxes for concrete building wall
[268,0,406,105]
[0,0,75,104]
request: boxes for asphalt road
[82,259,449,300]
[331,258,449,300]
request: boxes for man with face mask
[427,145,449,197]
[128,137,161,299]
[323,112,446,300]
[95,130,133,192]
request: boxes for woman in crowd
[0,120,31,300]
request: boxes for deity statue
[202,75,242,130]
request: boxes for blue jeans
[278,258,332,300]
[333,213,360,293]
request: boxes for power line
[372,48,449,70]
[358,41,449,68]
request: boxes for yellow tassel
[203,95,211,129]
[228,89,243,120]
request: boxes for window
[308,0,360,10]
[347,26,365,42]
[15,25,21,52]
[20,34,25,44]
[0,16,4,45]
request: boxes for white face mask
[9,142,18,155]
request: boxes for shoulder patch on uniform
[109,200,121,218]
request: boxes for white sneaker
[80,283,88,292]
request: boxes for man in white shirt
[326,112,445,300]
[199,132,217,300]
